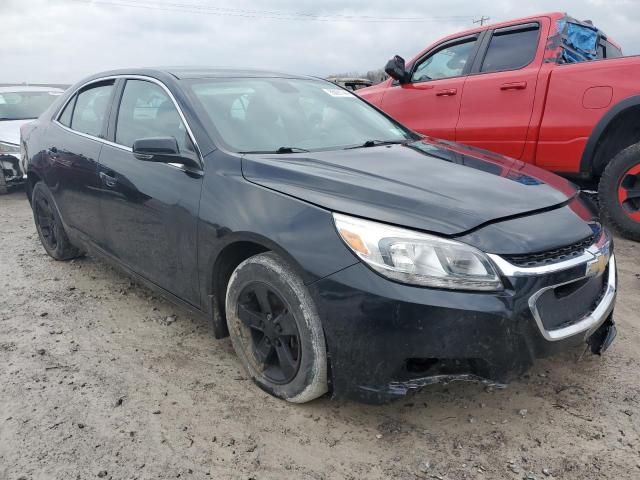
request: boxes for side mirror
[385,55,410,84]
[132,136,200,170]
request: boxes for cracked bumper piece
[0,154,26,186]
[310,248,616,404]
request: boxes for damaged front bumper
[310,233,617,404]
[0,153,26,189]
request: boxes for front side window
[411,39,477,82]
[0,90,62,121]
[187,78,413,153]
[115,79,193,153]
[71,83,114,137]
[481,24,540,73]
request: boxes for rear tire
[32,182,83,260]
[225,252,328,403]
[0,170,7,195]
[599,143,640,241]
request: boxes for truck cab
[359,12,640,240]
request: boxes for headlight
[0,141,20,155]
[333,213,503,291]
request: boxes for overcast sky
[2,0,638,84]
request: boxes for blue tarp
[557,19,599,63]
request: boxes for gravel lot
[1,189,639,480]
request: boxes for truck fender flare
[580,94,640,174]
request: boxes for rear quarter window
[58,96,75,127]
[70,82,114,137]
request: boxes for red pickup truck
[359,12,640,240]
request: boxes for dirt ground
[0,189,639,480]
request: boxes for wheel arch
[26,170,42,204]
[206,232,309,339]
[581,95,640,177]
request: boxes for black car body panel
[22,68,617,403]
[242,140,577,237]
[309,257,614,403]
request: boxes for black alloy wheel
[31,182,82,260]
[34,193,59,251]
[225,252,328,403]
[237,282,301,384]
[599,143,640,241]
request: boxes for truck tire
[32,181,83,260]
[225,252,328,403]
[599,143,640,241]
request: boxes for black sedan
[21,68,617,404]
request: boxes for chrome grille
[503,235,595,268]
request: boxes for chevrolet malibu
[21,68,617,404]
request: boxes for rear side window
[115,79,193,152]
[58,96,75,127]
[71,82,114,137]
[481,24,540,73]
[597,39,623,59]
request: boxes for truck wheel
[32,182,83,260]
[599,144,640,241]
[225,252,328,403]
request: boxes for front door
[97,78,203,306]
[378,35,480,140]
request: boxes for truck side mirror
[385,55,410,84]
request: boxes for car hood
[0,119,32,145]
[241,138,578,236]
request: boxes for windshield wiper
[239,146,310,154]
[344,139,408,150]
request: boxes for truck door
[456,21,546,159]
[379,34,481,140]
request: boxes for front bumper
[0,154,26,187]
[310,238,616,404]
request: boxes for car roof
[0,85,65,93]
[86,67,317,81]
[165,67,315,80]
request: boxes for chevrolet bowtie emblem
[586,248,610,277]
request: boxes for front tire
[225,252,328,403]
[32,182,82,260]
[599,144,640,241]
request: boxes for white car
[0,85,64,193]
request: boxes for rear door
[378,34,482,140]
[456,21,546,159]
[48,80,115,243]
[97,78,204,306]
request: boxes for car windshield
[186,77,414,153]
[0,90,62,120]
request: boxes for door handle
[412,83,434,90]
[99,171,118,188]
[435,88,457,96]
[500,81,527,90]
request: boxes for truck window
[597,39,623,59]
[411,38,477,82]
[481,24,540,73]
